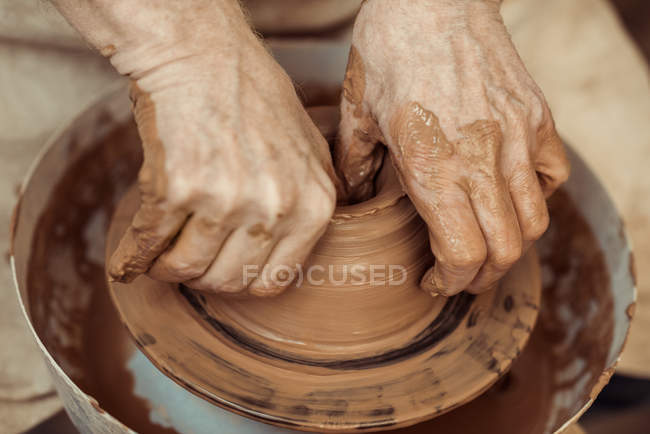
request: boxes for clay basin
[10,40,635,434]
[106,106,541,432]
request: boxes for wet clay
[104,107,541,431]
[385,189,615,434]
[25,123,177,433]
[108,82,168,284]
[337,45,385,203]
[390,102,503,192]
[25,116,611,433]
[338,47,538,297]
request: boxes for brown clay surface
[384,189,615,434]
[24,116,613,434]
[104,110,541,431]
[25,122,177,433]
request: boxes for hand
[336,0,570,296]
[108,24,337,296]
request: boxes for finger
[247,221,329,297]
[508,161,550,249]
[108,195,188,283]
[467,173,523,293]
[414,184,487,297]
[536,112,570,197]
[336,96,385,202]
[184,223,277,294]
[147,214,233,282]
[335,47,384,203]
[248,183,334,296]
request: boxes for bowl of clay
[10,40,636,434]
[105,104,540,432]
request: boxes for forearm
[50,0,256,77]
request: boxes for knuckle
[509,162,532,187]
[490,243,523,271]
[259,179,297,220]
[305,185,336,224]
[554,157,571,184]
[523,208,550,241]
[250,282,290,298]
[439,246,487,272]
[194,215,223,236]
[209,184,240,215]
[157,257,204,281]
[527,91,546,128]
[537,109,559,145]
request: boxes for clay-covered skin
[336,0,570,296]
[22,118,612,432]
[52,0,339,296]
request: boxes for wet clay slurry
[104,108,541,431]
[25,123,177,433]
[108,82,170,284]
[25,114,611,433]
[385,189,614,434]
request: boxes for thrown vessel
[105,107,541,432]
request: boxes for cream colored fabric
[0,4,121,433]
[502,0,650,378]
[0,0,647,431]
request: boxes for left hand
[335,0,570,296]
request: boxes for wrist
[111,5,258,79]
[52,0,259,79]
[358,0,501,26]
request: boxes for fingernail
[419,268,440,298]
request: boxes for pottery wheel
[106,109,541,432]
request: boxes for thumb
[108,186,187,283]
[334,45,385,204]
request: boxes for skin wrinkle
[51,0,339,294]
[55,0,568,297]
[109,82,180,283]
[342,46,366,117]
[335,0,569,296]
[390,103,514,294]
[336,45,385,203]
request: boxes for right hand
[335,0,570,297]
[108,28,337,297]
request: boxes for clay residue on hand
[336,45,385,204]
[389,101,502,191]
[385,189,615,434]
[100,44,117,57]
[247,223,272,241]
[128,82,168,201]
[23,123,177,433]
[109,82,171,284]
[342,46,366,116]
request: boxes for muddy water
[26,120,613,433]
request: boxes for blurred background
[0,0,648,433]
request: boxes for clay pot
[10,40,636,434]
[105,106,541,431]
